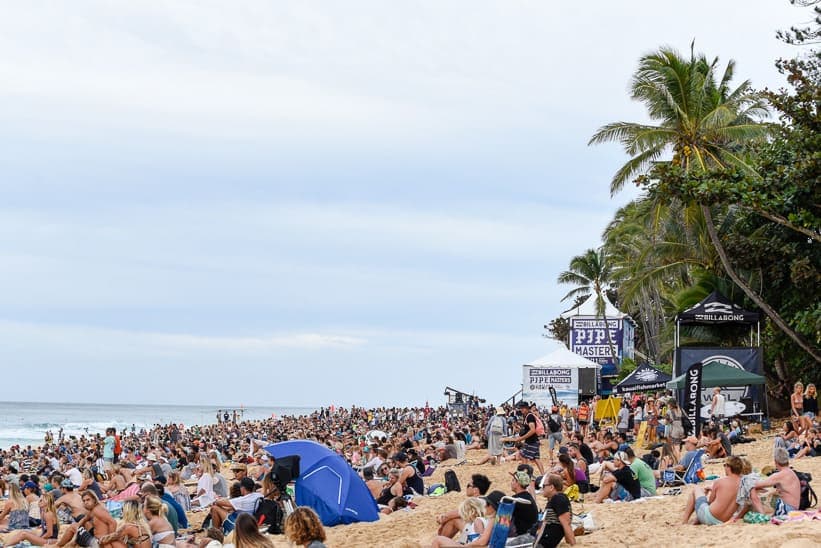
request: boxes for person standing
[504,401,544,475]
[804,383,818,421]
[477,408,507,465]
[710,387,726,425]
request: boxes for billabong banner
[522,365,579,408]
[675,347,762,414]
[684,361,703,437]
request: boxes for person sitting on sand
[53,479,85,522]
[681,455,743,525]
[430,497,487,547]
[362,467,383,500]
[746,447,801,517]
[454,490,502,547]
[793,428,819,459]
[392,452,425,496]
[96,500,151,548]
[283,507,326,548]
[509,470,538,537]
[533,473,575,548]
[435,474,491,539]
[2,492,58,546]
[593,451,648,503]
[56,490,118,548]
[210,477,262,530]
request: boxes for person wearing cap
[675,436,701,472]
[509,470,538,538]
[54,479,85,522]
[504,401,545,476]
[476,407,507,466]
[209,476,262,529]
[230,462,248,481]
[534,473,575,547]
[593,450,645,503]
[22,480,42,525]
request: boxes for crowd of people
[0,382,818,547]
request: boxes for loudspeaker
[578,368,597,396]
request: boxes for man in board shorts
[504,401,544,475]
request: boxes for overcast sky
[0,1,806,408]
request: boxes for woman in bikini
[142,496,175,548]
[98,500,151,548]
[2,492,59,546]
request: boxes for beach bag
[547,415,562,434]
[564,484,580,502]
[427,483,446,496]
[254,498,284,534]
[794,471,817,510]
[534,416,545,436]
[444,470,461,492]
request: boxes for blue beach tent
[263,440,379,526]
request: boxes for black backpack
[444,470,461,492]
[795,470,817,510]
[547,415,562,434]
[253,498,284,534]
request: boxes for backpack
[547,415,561,434]
[534,416,546,436]
[794,470,817,510]
[444,469,461,492]
[490,416,504,435]
[253,498,284,534]
[114,435,122,456]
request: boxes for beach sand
[236,431,821,547]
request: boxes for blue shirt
[162,492,188,529]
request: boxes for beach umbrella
[263,440,379,526]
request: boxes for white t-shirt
[196,474,216,507]
[230,492,262,513]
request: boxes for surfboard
[700,400,746,419]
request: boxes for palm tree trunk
[701,204,821,362]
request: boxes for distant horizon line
[0,399,319,409]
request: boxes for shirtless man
[54,480,86,522]
[57,490,117,548]
[748,447,801,516]
[680,455,743,525]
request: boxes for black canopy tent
[613,363,672,394]
[675,290,761,348]
[674,291,766,421]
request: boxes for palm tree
[590,44,820,362]
[557,248,619,369]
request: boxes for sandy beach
[249,431,819,548]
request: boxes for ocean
[0,401,317,451]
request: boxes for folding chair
[488,496,534,548]
[660,448,705,488]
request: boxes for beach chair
[660,448,705,488]
[487,496,533,548]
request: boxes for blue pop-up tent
[263,440,379,526]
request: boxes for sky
[0,1,808,408]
